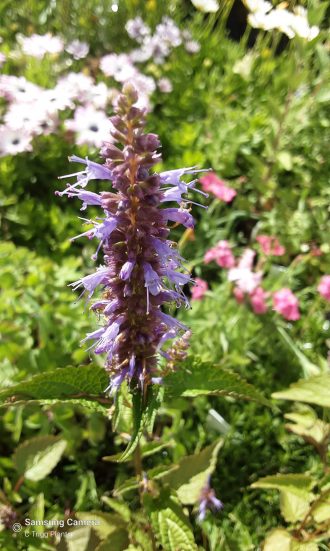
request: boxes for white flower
[125,17,150,43]
[56,72,94,101]
[99,53,136,82]
[0,126,33,156]
[66,40,89,59]
[4,102,57,135]
[244,0,272,14]
[39,87,74,114]
[291,9,319,40]
[267,9,296,38]
[185,40,201,54]
[82,82,109,109]
[154,17,182,48]
[228,267,262,294]
[65,106,113,147]
[191,0,219,13]
[0,75,41,102]
[247,3,319,41]
[158,78,173,93]
[17,33,64,58]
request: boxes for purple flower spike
[58,84,207,393]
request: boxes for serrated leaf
[162,439,223,505]
[0,365,109,404]
[251,474,315,499]
[0,398,110,416]
[13,436,67,481]
[279,490,311,523]
[145,491,197,551]
[272,374,330,407]
[165,358,270,406]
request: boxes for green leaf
[104,386,163,462]
[277,151,293,171]
[285,406,330,449]
[28,493,45,533]
[64,526,92,551]
[291,543,319,551]
[165,358,270,406]
[101,497,131,522]
[263,530,318,550]
[0,398,110,416]
[279,490,312,523]
[95,529,129,551]
[144,491,198,551]
[13,435,67,481]
[0,365,109,404]
[263,529,292,551]
[161,439,223,505]
[251,474,315,499]
[76,511,127,540]
[276,327,320,378]
[272,374,330,407]
[311,489,330,524]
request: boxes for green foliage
[13,435,67,481]
[165,357,271,405]
[162,439,223,504]
[1,0,330,550]
[272,373,330,407]
[144,490,198,551]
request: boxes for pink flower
[233,287,245,303]
[204,240,235,268]
[249,287,268,314]
[200,172,237,203]
[256,235,285,256]
[191,278,208,300]
[273,288,300,321]
[318,276,330,302]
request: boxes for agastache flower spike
[58,83,206,393]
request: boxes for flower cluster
[57,84,206,392]
[101,16,200,108]
[197,239,303,320]
[244,1,319,41]
[0,19,200,157]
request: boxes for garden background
[0,0,329,549]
